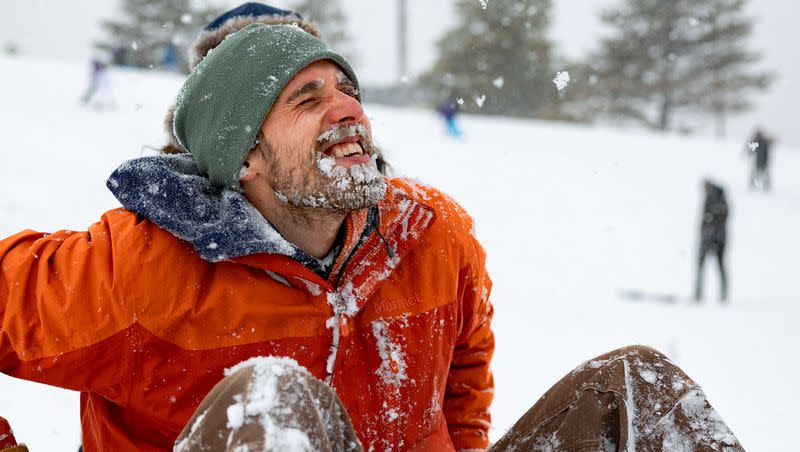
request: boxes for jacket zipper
[324,291,350,385]
[324,206,401,384]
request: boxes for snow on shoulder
[390,177,477,238]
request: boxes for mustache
[316,124,372,150]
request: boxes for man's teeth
[329,142,363,158]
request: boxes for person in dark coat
[695,179,729,302]
[748,129,772,191]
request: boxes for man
[437,95,463,138]
[1,21,492,451]
[695,180,729,302]
[747,128,772,191]
[1,9,745,452]
[79,58,115,110]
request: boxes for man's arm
[443,236,495,451]
[0,212,135,399]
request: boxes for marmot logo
[373,294,422,314]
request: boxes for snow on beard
[272,123,386,210]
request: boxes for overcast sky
[2,0,797,145]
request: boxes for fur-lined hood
[106,153,348,277]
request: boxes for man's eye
[341,87,358,98]
[298,97,316,106]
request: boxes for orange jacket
[0,176,493,451]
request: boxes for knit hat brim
[164,13,322,154]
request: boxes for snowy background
[1,55,798,450]
[1,0,798,146]
[2,0,800,449]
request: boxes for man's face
[251,60,385,211]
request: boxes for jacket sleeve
[444,234,495,450]
[0,211,136,401]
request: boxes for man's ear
[239,160,257,182]
[240,143,265,182]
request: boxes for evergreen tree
[291,0,356,63]
[589,0,771,133]
[422,0,558,117]
[96,0,221,72]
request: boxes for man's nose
[325,91,364,125]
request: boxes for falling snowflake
[475,94,486,108]
[478,0,489,10]
[493,77,505,89]
[456,97,465,105]
[747,141,759,151]
[553,71,570,91]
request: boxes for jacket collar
[328,181,436,311]
[107,154,437,304]
[230,179,437,292]
[107,154,365,273]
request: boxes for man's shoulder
[387,177,477,241]
[99,207,195,254]
[100,207,158,232]
[389,177,472,216]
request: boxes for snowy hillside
[1,56,798,450]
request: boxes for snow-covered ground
[1,56,798,450]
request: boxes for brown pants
[175,346,744,451]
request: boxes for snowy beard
[262,125,386,211]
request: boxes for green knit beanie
[173,23,359,189]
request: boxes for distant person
[80,59,115,109]
[695,180,729,302]
[747,129,772,191]
[161,43,179,71]
[79,59,103,104]
[437,96,462,138]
